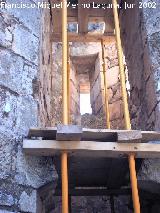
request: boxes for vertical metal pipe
[112,0,140,212]
[67,42,71,124]
[61,0,69,213]
[62,0,68,125]
[101,39,111,129]
[129,154,141,213]
[61,152,69,213]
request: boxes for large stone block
[142,0,160,27]
[0,88,18,133]
[0,49,23,93]
[15,145,57,188]
[148,32,160,68]
[138,159,160,194]
[104,42,117,60]
[6,0,41,36]
[0,15,13,48]
[22,65,38,95]
[144,11,160,36]
[12,25,39,65]
[0,192,14,207]
[15,96,38,135]
[0,131,16,179]
[109,100,123,121]
[71,43,101,56]
[107,66,119,88]
[19,190,37,213]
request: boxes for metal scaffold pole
[61,0,69,212]
[67,42,71,124]
[112,0,141,212]
[101,39,111,129]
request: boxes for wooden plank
[82,128,160,142]
[104,12,114,33]
[51,0,62,33]
[117,130,142,143]
[23,140,160,158]
[141,131,160,142]
[56,124,82,141]
[82,129,142,142]
[28,127,57,139]
[52,32,115,42]
[78,0,89,33]
[28,127,160,142]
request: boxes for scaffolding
[23,0,160,213]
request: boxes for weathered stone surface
[148,32,160,68]
[6,0,41,36]
[138,159,160,184]
[0,49,23,93]
[0,192,14,207]
[19,191,37,213]
[71,42,102,56]
[154,67,160,95]
[107,66,119,88]
[15,96,38,135]
[0,2,57,212]
[15,145,57,188]
[0,0,160,211]
[0,92,38,137]
[12,25,39,65]
[0,88,17,133]
[109,100,123,121]
[0,15,13,48]
[0,131,16,179]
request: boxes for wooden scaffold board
[24,126,160,158]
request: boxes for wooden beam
[117,130,142,143]
[78,0,89,33]
[52,32,115,42]
[56,125,82,141]
[104,12,114,33]
[28,127,160,143]
[23,140,160,158]
[51,0,62,33]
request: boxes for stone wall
[104,42,124,129]
[120,0,160,206]
[0,1,57,212]
[1,0,160,212]
[39,1,54,127]
[90,54,104,114]
[138,0,160,198]
[81,41,124,129]
[70,60,80,122]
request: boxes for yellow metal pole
[101,39,111,129]
[61,0,69,213]
[112,0,140,213]
[61,152,69,213]
[67,42,71,124]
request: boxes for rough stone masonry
[0,1,57,212]
[0,0,160,212]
